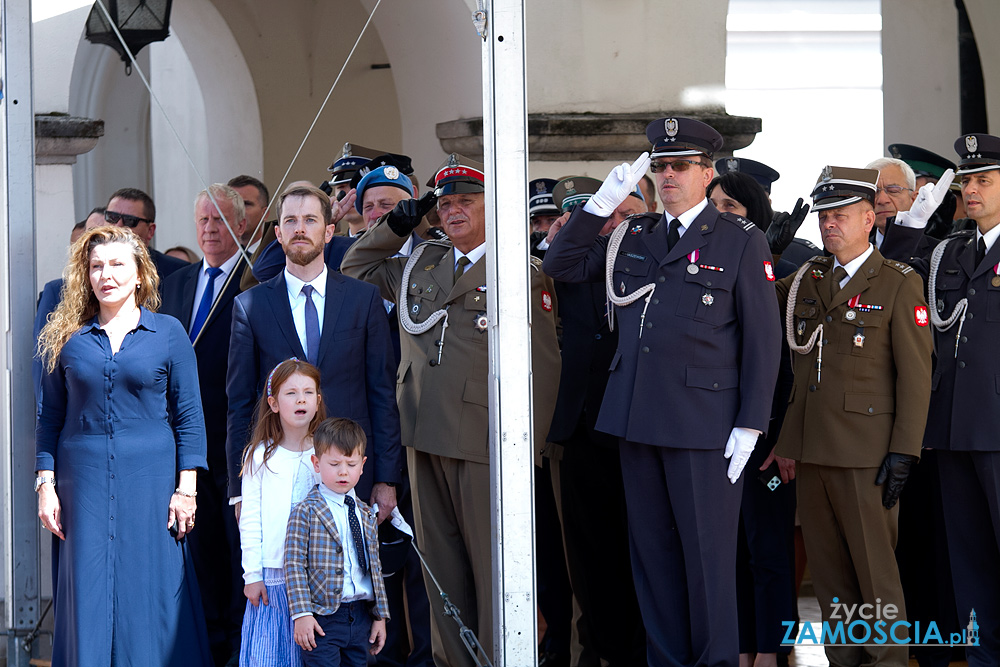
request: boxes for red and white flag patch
[914,306,929,327]
[541,291,553,312]
[763,261,775,282]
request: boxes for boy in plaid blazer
[285,418,390,665]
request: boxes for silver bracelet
[173,488,197,498]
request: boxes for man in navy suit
[543,118,781,667]
[160,184,248,666]
[226,183,403,525]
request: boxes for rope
[398,243,451,365]
[927,238,969,357]
[604,220,655,336]
[784,262,825,384]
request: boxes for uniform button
[336,546,343,553]
[868,407,874,414]
[825,316,833,322]
[960,336,968,343]
[858,320,865,326]
[809,385,817,392]
[645,322,653,329]
[658,276,665,283]
[706,281,713,287]
[335,569,343,575]
[712,382,719,389]
[652,298,659,305]
[822,339,828,345]
[958,361,966,368]
[641,346,650,353]
[624,268,631,273]
[595,333,602,340]
[969,288,976,296]
[967,312,974,320]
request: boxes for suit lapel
[660,205,715,266]
[641,214,671,266]
[958,235,976,279]
[268,274,307,358]
[176,264,200,330]
[312,494,344,544]
[449,255,487,301]
[973,236,1000,280]
[317,272,347,367]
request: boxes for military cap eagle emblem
[821,165,833,182]
[341,142,352,158]
[535,181,547,193]
[726,158,739,172]
[966,135,978,153]
[664,118,679,137]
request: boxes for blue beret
[354,165,414,214]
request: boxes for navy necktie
[977,237,987,267]
[343,495,369,575]
[666,218,681,251]
[190,266,223,342]
[301,284,320,365]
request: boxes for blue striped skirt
[240,568,302,667]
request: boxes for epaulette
[624,212,660,223]
[791,237,821,251]
[807,255,833,267]
[719,211,758,235]
[945,228,976,241]
[883,259,915,275]
[530,255,543,271]
[415,237,452,250]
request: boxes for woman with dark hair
[36,226,211,665]
[708,171,774,231]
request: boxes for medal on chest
[993,262,1000,287]
[687,249,700,275]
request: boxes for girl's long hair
[38,226,160,373]
[241,359,325,476]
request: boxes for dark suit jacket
[226,270,403,498]
[543,204,781,450]
[160,259,245,468]
[150,247,190,280]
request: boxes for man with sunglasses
[106,188,188,281]
[543,117,781,667]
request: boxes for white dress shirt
[317,483,375,603]
[189,251,241,326]
[284,266,328,355]
[978,223,1000,256]
[454,242,486,274]
[832,243,875,288]
[667,197,711,240]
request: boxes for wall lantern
[84,0,173,75]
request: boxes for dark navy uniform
[543,201,781,667]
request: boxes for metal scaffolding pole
[480,0,536,665]
[1,0,41,664]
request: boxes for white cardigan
[239,443,318,584]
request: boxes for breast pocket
[611,254,654,300]
[676,269,736,326]
[934,275,964,318]
[404,280,440,325]
[840,311,883,359]
[457,291,489,341]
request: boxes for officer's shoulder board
[624,212,660,224]
[415,238,453,254]
[945,228,976,241]
[882,259,915,275]
[529,255,543,271]
[807,255,833,267]
[718,211,757,235]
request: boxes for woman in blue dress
[36,225,212,665]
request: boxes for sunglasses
[105,209,152,228]
[649,159,707,173]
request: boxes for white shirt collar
[833,243,875,283]
[978,224,1000,254]
[667,197,710,231]
[455,242,486,268]
[318,480,357,507]
[284,265,328,299]
[202,250,241,278]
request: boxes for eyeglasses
[104,209,152,228]
[649,159,706,173]
[875,185,913,195]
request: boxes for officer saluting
[902,133,1000,665]
[767,166,933,667]
[543,117,781,667]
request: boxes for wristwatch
[34,476,55,492]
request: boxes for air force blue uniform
[543,202,781,667]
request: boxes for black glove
[924,191,957,240]
[766,198,810,255]
[385,191,438,237]
[874,452,918,509]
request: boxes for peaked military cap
[354,165,416,213]
[428,154,485,196]
[552,177,602,212]
[327,143,381,185]
[714,157,780,193]
[529,178,560,217]
[349,152,414,191]
[810,166,879,212]
[888,143,956,180]
[646,117,724,159]
[954,133,1000,175]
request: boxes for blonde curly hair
[38,226,160,373]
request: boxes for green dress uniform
[340,217,561,667]
[775,249,933,667]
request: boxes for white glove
[724,427,761,484]
[583,152,651,217]
[895,168,955,228]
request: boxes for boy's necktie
[343,495,369,575]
